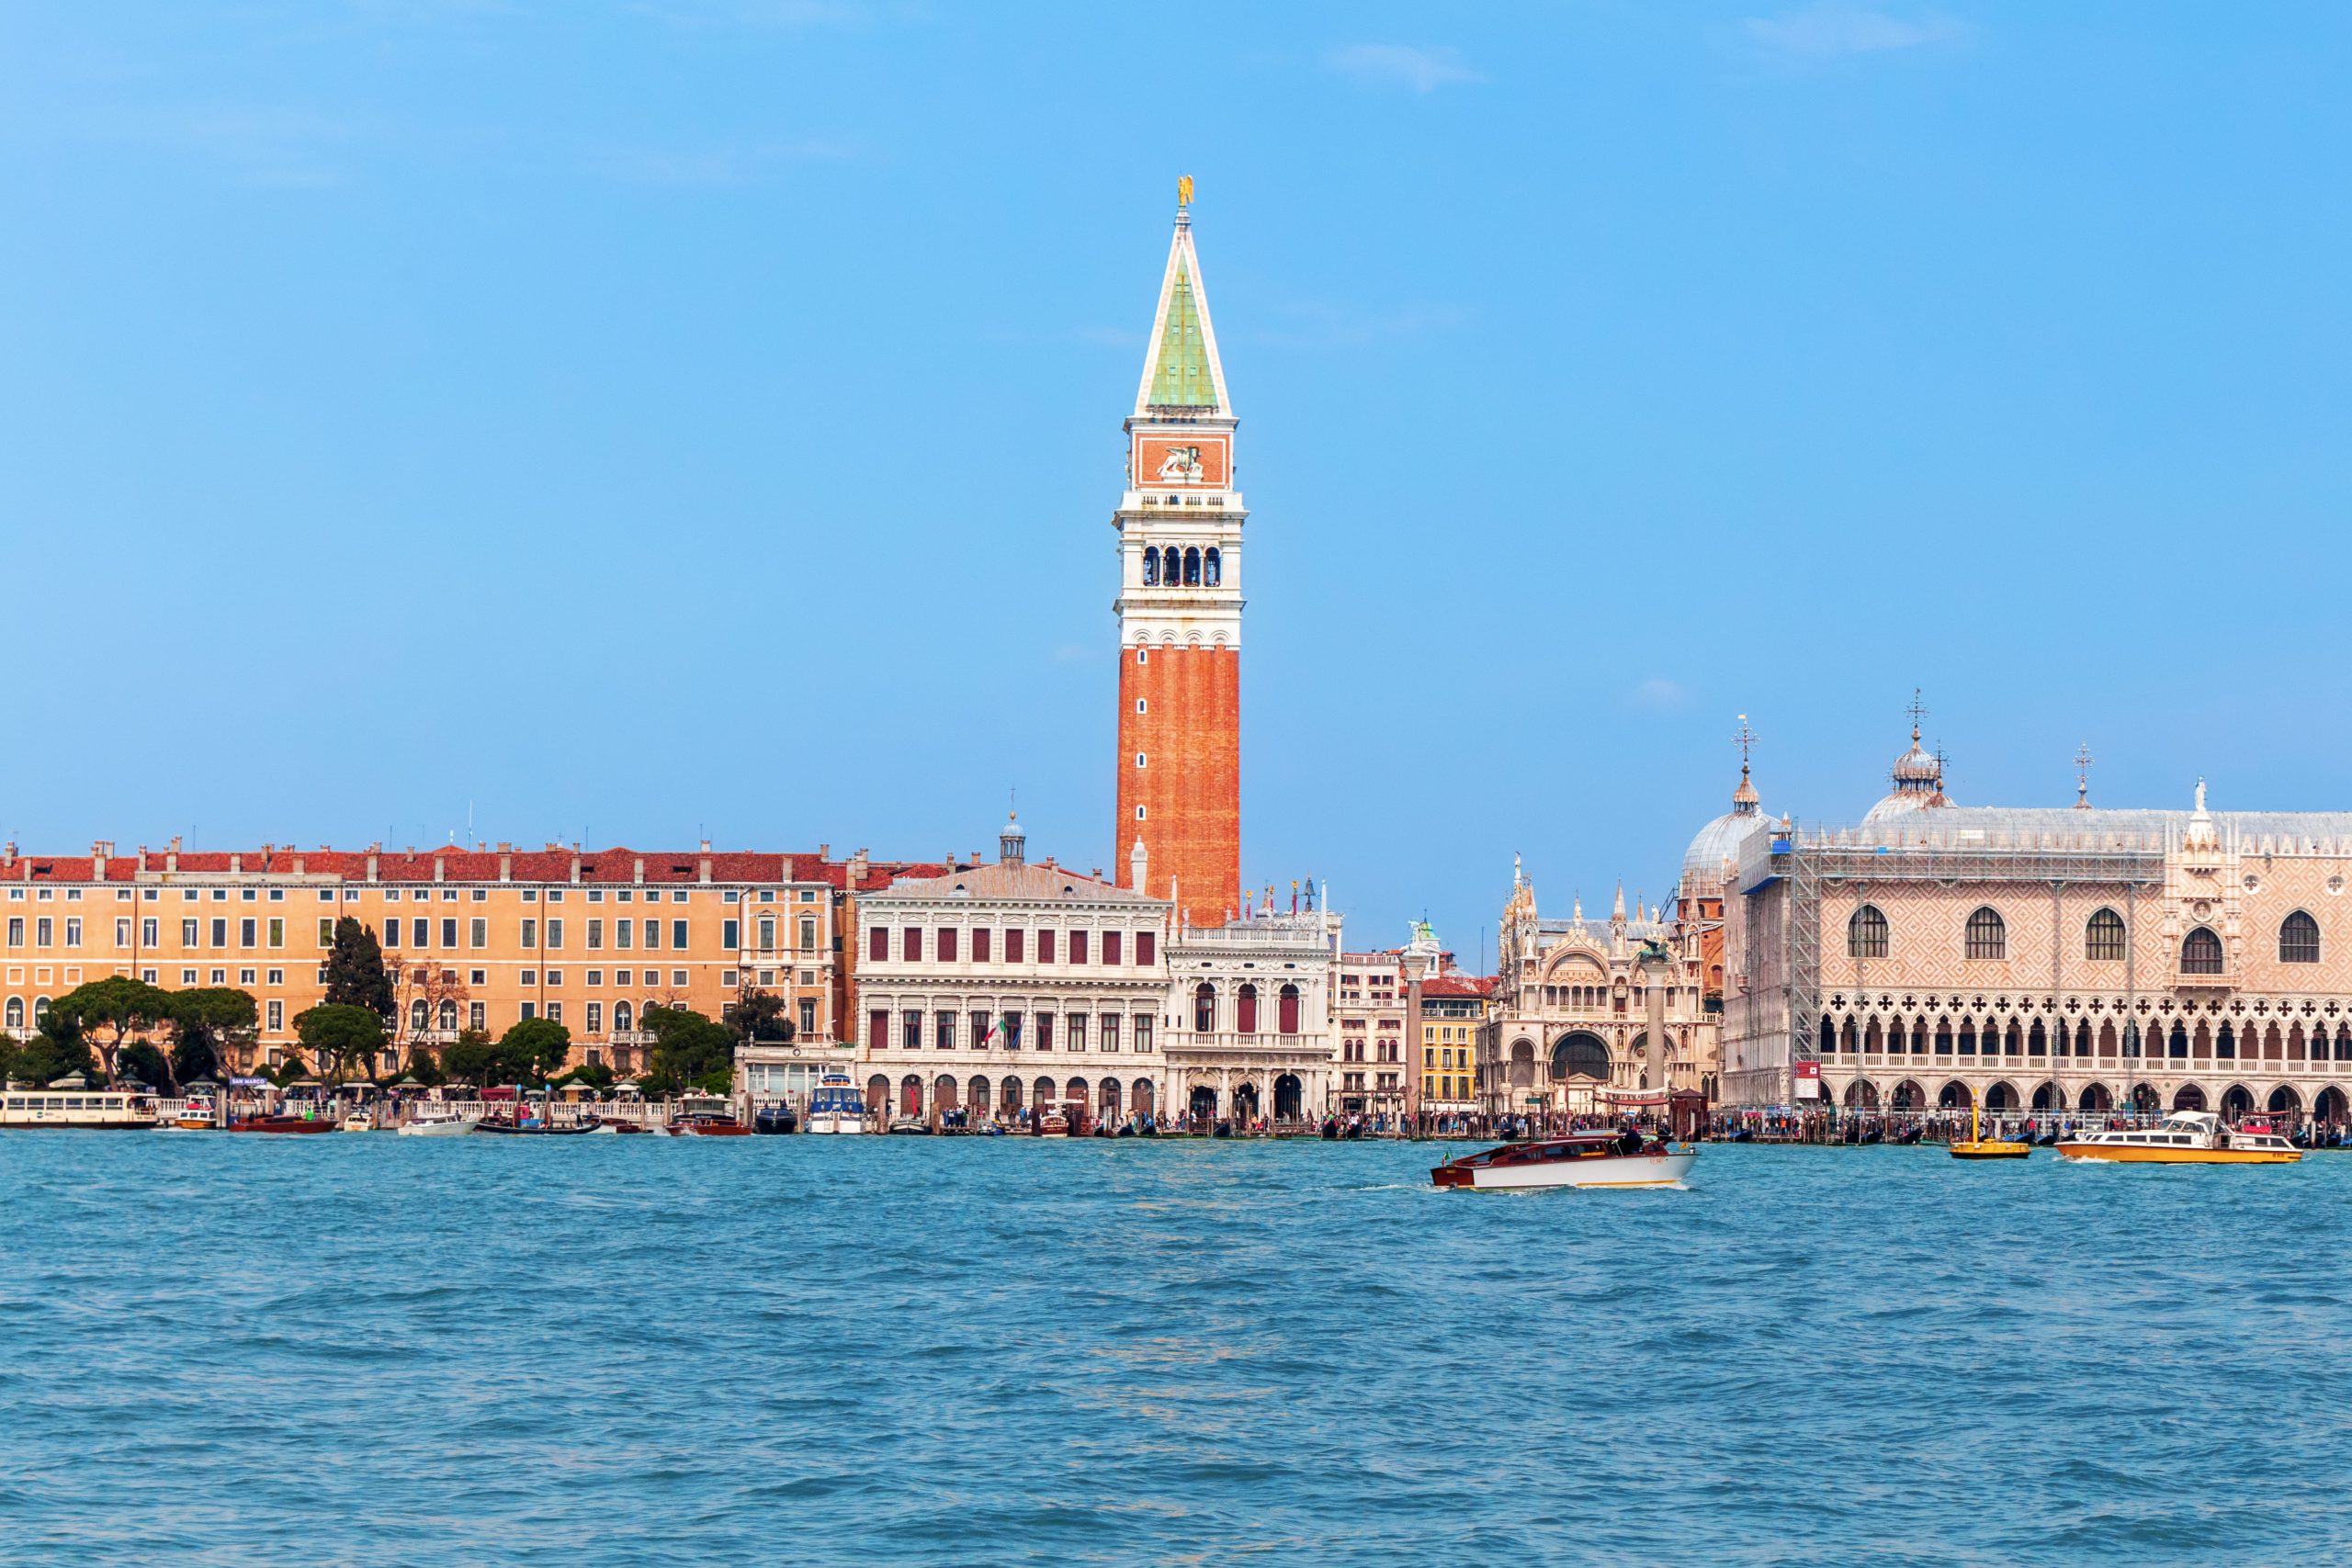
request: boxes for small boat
[669,1111,752,1136]
[2058,1110,2301,1165]
[1036,1109,1070,1139]
[804,1073,867,1135]
[227,1113,336,1134]
[752,1103,798,1135]
[172,1092,220,1130]
[340,1108,379,1133]
[478,1116,599,1136]
[887,1114,932,1134]
[1431,1128,1697,1190]
[1951,1104,2030,1161]
[398,1104,480,1137]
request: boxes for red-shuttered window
[902,926,922,962]
[1038,929,1056,964]
[1278,983,1301,1035]
[1102,931,1122,964]
[973,927,991,963]
[868,926,887,962]
[867,1009,888,1050]
[1069,930,1088,964]
[1007,928,1026,964]
[937,927,957,963]
[1137,931,1156,966]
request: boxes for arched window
[2281,910,2321,964]
[1142,547,1159,586]
[1236,983,1258,1034]
[1549,1032,1609,1081]
[1193,982,1216,1033]
[2182,927,2223,975]
[1278,983,1301,1035]
[1182,547,1201,586]
[410,998,428,1031]
[2086,908,2126,962]
[1847,904,1888,959]
[1203,547,1221,586]
[438,998,458,1031]
[32,997,50,1027]
[614,1000,634,1034]
[1964,907,2006,961]
[3,998,19,1031]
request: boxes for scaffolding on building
[1736,822,2171,1105]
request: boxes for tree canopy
[50,976,175,1084]
[0,1032,96,1089]
[322,917,395,1019]
[169,987,256,1086]
[293,1003,387,1084]
[643,1005,737,1096]
[729,987,795,1044]
[441,1021,571,1087]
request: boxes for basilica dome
[1862,721,1951,824]
[1682,763,1765,882]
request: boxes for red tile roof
[0,844,942,888]
[1420,974,1498,998]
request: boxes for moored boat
[752,1103,798,1135]
[804,1073,867,1134]
[1431,1128,1696,1190]
[341,1108,380,1133]
[172,1089,220,1130]
[227,1112,337,1134]
[396,1104,480,1137]
[2057,1110,2301,1165]
[669,1111,752,1136]
[1035,1109,1070,1138]
[0,1088,164,1130]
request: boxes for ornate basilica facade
[1714,719,2352,1123]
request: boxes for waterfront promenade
[4,1134,2349,1563]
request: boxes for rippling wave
[2,1135,2347,1563]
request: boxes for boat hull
[1435,1148,1697,1190]
[1951,1142,2032,1160]
[2056,1143,2301,1165]
[227,1118,336,1134]
[804,1114,865,1134]
[396,1118,479,1137]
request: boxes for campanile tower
[1114,180,1243,927]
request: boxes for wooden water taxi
[2057,1110,2301,1165]
[1431,1128,1696,1190]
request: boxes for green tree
[494,1018,571,1085]
[293,1003,387,1085]
[322,916,395,1019]
[6,1032,97,1088]
[169,987,256,1085]
[728,987,796,1044]
[439,1027,497,1085]
[50,976,175,1085]
[118,1040,173,1090]
[644,1005,738,1097]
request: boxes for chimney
[366,846,379,883]
[92,841,108,882]
[848,848,869,886]
[818,842,831,862]
[433,854,446,884]
[500,851,513,883]
[633,856,645,886]
[230,853,243,874]
[293,854,306,875]
[698,844,712,884]
[570,850,582,886]
[137,846,149,874]
[166,837,180,874]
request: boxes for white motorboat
[341,1108,380,1133]
[804,1073,867,1134]
[1431,1129,1697,1190]
[397,1104,480,1137]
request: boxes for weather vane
[1734,713,1758,770]
[2075,742,2095,808]
[1906,687,1928,739]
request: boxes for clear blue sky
[6,3,2349,964]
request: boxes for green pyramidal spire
[1148,260,1218,411]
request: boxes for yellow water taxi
[2056,1110,2301,1165]
[1950,1103,2030,1161]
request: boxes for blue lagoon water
[4,1134,2350,1564]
